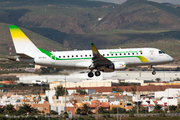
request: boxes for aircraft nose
[168,55,174,62]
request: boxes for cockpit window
[159,51,165,54]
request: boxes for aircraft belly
[55,59,91,69]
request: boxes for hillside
[0,0,180,61]
[0,0,115,34]
[93,0,180,31]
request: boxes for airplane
[8,25,174,77]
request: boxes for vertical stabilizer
[9,25,42,58]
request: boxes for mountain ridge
[0,0,180,60]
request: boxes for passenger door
[149,50,154,60]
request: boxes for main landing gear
[88,70,101,77]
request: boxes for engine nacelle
[99,63,114,72]
[98,62,126,72]
[114,62,126,70]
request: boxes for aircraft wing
[91,43,112,67]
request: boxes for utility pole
[36,80,43,115]
[167,84,170,113]
[117,104,118,120]
[41,81,43,115]
[95,100,98,120]
[137,100,139,114]
[65,74,66,113]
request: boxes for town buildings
[0,71,180,115]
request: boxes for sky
[92,0,180,4]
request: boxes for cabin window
[120,53,121,55]
[85,55,87,57]
[89,55,91,57]
[137,53,138,55]
[124,53,126,55]
[72,55,74,57]
[103,54,105,56]
[128,53,130,55]
[59,56,61,58]
[63,56,65,58]
[107,54,109,56]
[141,52,143,55]
[81,55,83,57]
[115,54,117,56]
[132,53,134,55]
[76,55,78,57]
[111,54,113,56]
[67,56,69,58]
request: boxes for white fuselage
[24,48,174,70]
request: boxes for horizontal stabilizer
[16,53,34,59]
[7,56,18,61]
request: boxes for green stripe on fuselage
[38,48,149,62]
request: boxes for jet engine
[114,62,126,70]
[99,63,114,72]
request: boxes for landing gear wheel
[88,72,94,77]
[152,71,156,75]
[95,71,101,76]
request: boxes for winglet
[91,43,100,55]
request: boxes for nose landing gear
[151,65,156,75]
[152,70,156,75]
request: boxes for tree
[130,85,137,94]
[76,108,81,114]
[44,96,48,102]
[76,86,87,95]
[18,82,27,87]
[0,107,4,114]
[55,85,68,99]
[98,107,105,114]
[119,81,129,86]
[4,104,16,114]
[178,104,180,109]
[38,94,41,101]
[43,87,49,93]
[81,104,89,114]
[173,77,180,81]
[88,109,93,114]
[50,110,58,115]
[110,108,126,114]
[98,107,109,114]
[14,104,39,115]
[134,101,142,113]
[112,88,117,92]
[40,67,50,74]
[155,104,162,110]
[155,78,161,82]
[21,104,32,113]
[169,105,177,111]
[129,108,136,117]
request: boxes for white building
[155,88,180,99]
